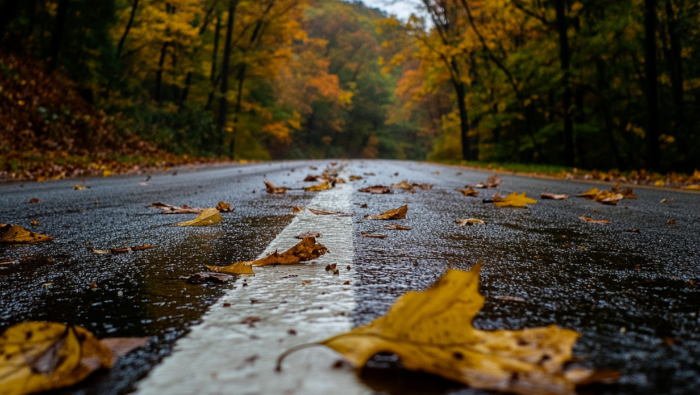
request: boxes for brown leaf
[457,187,478,196]
[131,245,155,251]
[384,224,411,230]
[579,216,610,224]
[0,224,55,244]
[149,202,204,214]
[304,181,332,192]
[294,231,321,239]
[349,175,363,181]
[204,261,255,275]
[365,205,408,220]
[216,201,233,213]
[392,180,414,190]
[28,198,41,203]
[359,185,392,194]
[541,193,569,200]
[455,218,485,226]
[412,183,433,190]
[474,174,501,188]
[361,234,388,239]
[264,181,287,194]
[176,208,222,226]
[99,337,149,359]
[577,188,599,199]
[73,185,89,190]
[208,238,328,274]
[292,206,304,214]
[303,174,322,182]
[308,208,352,216]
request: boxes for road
[1,160,699,395]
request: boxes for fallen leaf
[474,174,501,188]
[264,181,287,194]
[660,198,668,204]
[684,185,699,190]
[110,244,131,254]
[654,180,665,187]
[216,201,233,213]
[278,263,611,395]
[99,337,148,359]
[455,219,485,226]
[0,224,55,244]
[593,190,624,205]
[392,180,414,190]
[241,317,261,327]
[28,198,40,204]
[0,322,113,395]
[365,205,408,220]
[204,261,255,275]
[349,175,363,181]
[579,216,610,224]
[292,206,304,214]
[30,220,39,226]
[384,224,411,230]
[541,193,569,200]
[131,245,155,251]
[361,234,388,239]
[72,185,88,190]
[412,183,433,190]
[359,185,392,194]
[179,272,233,284]
[456,187,478,196]
[303,174,322,182]
[625,229,640,233]
[294,231,321,239]
[207,237,328,274]
[611,183,621,192]
[577,188,599,199]
[360,203,368,208]
[493,192,537,208]
[668,219,676,224]
[176,208,222,226]
[149,202,204,214]
[304,181,332,192]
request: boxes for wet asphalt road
[1,160,699,395]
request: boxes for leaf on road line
[455,218,485,226]
[0,224,55,244]
[541,193,569,200]
[363,172,375,176]
[207,237,328,274]
[579,216,610,224]
[457,187,478,196]
[278,263,613,395]
[28,198,41,204]
[392,180,413,190]
[292,206,304,214]
[294,231,321,239]
[473,174,501,188]
[304,181,332,192]
[384,224,411,230]
[493,192,537,208]
[264,181,287,194]
[365,205,408,220]
[349,175,363,181]
[359,185,392,194]
[413,183,433,190]
[149,202,204,214]
[216,201,233,212]
[0,322,113,395]
[361,233,388,239]
[308,208,352,216]
[176,208,222,226]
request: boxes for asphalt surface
[1,160,699,395]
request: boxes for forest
[0,0,698,173]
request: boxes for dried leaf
[455,218,485,226]
[207,237,327,274]
[577,188,599,199]
[0,224,55,244]
[579,216,610,224]
[294,231,321,239]
[28,198,40,204]
[593,191,624,205]
[392,180,413,190]
[72,185,88,190]
[359,185,392,194]
[684,185,699,190]
[349,175,362,181]
[204,261,255,275]
[304,181,332,192]
[412,183,433,190]
[619,188,637,199]
[99,337,148,358]
[176,208,222,226]
[541,193,569,200]
[493,192,537,208]
[292,206,304,214]
[457,187,478,196]
[0,322,113,395]
[149,202,204,214]
[132,245,155,251]
[361,234,388,239]
[474,174,501,188]
[279,264,610,395]
[216,201,233,213]
[365,205,408,220]
[264,181,287,194]
[303,174,322,182]
[384,224,411,230]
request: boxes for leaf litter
[365,205,408,220]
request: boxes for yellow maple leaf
[176,208,222,226]
[304,181,331,192]
[278,264,609,395]
[493,192,537,208]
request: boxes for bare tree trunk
[205,15,221,110]
[665,0,686,159]
[552,0,574,167]
[154,42,170,104]
[454,79,471,161]
[645,0,660,170]
[218,0,237,154]
[48,0,69,71]
[116,0,139,60]
[230,64,246,157]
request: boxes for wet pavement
[1,160,699,395]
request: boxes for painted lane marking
[136,177,371,395]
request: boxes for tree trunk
[552,0,574,167]
[205,15,221,110]
[116,0,139,60]
[230,64,246,157]
[454,80,471,161]
[218,0,237,155]
[154,41,170,104]
[665,0,686,158]
[645,0,660,170]
[48,0,70,71]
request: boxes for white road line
[136,176,371,395]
